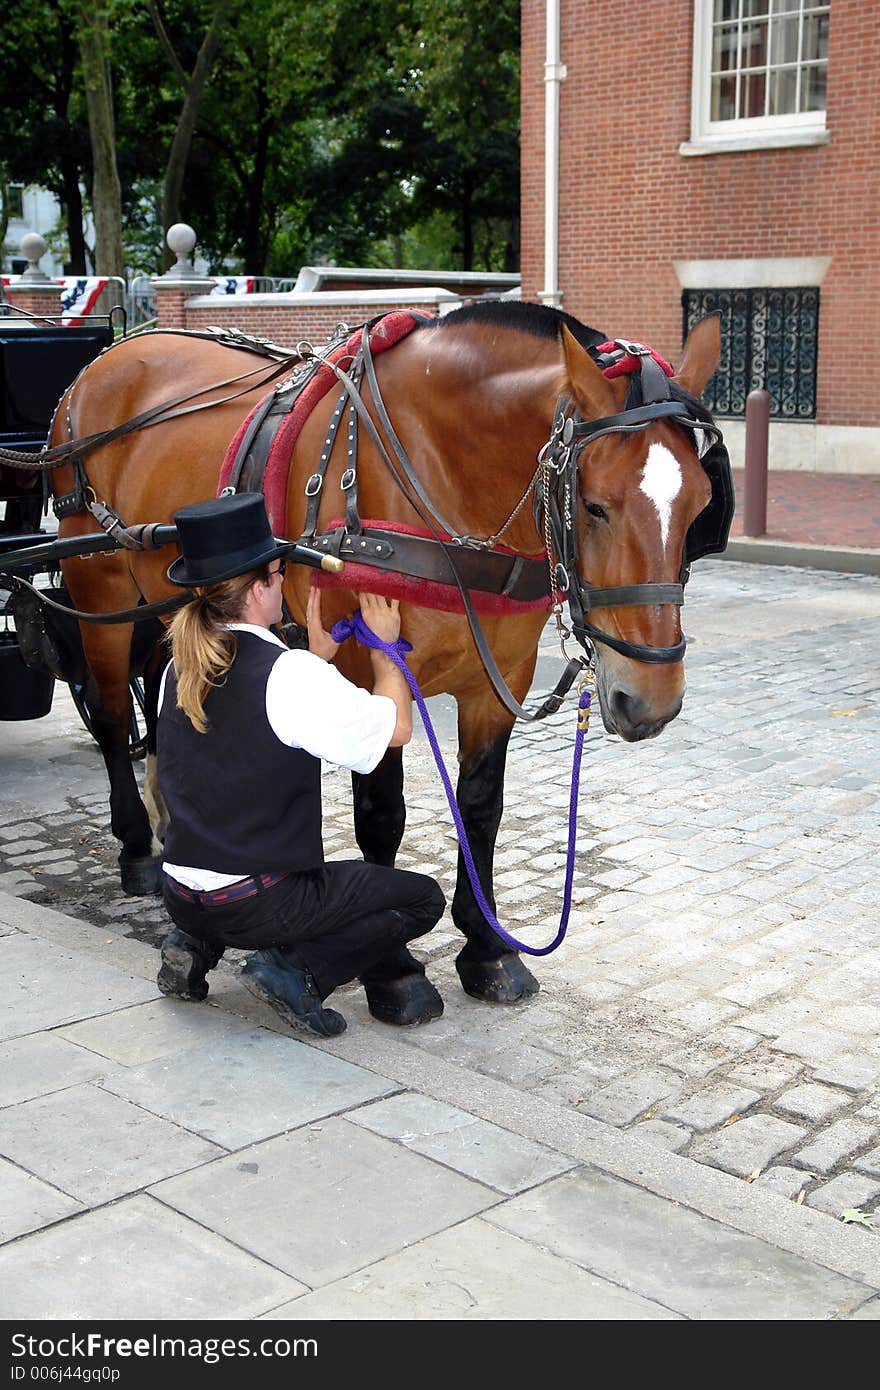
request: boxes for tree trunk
[461,179,474,271]
[149,3,229,269]
[60,154,87,273]
[57,8,87,274]
[242,86,272,275]
[78,2,123,292]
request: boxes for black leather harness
[536,339,734,665]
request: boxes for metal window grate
[682,286,819,418]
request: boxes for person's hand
[358,592,401,645]
[306,587,341,661]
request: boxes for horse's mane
[424,300,607,354]
[423,299,714,422]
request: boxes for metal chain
[484,456,546,546]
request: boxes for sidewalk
[1,890,879,1321]
[724,469,880,573]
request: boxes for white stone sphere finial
[19,232,51,282]
[163,223,199,279]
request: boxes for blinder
[685,437,735,565]
[537,341,735,666]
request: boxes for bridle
[537,340,732,667]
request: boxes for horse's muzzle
[601,683,683,742]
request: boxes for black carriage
[0,306,134,730]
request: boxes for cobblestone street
[2,557,879,1234]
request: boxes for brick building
[521,1,879,471]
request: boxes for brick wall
[522,0,880,428]
[169,292,460,349]
[183,299,437,346]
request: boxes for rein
[333,608,594,956]
[0,346,303,472]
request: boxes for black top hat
[167,493,299,587]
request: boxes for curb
[721,538,880,576]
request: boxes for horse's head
[555,314,726,742]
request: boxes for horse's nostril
[610,688,644,730]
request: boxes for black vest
[158,631,324,874]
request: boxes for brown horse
[49,302,725,1004]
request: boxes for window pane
[741,68,767,117]
[802,11,829,62]
[770,14,801,65]
[801,62,827,111]
[711,72,739,120]
[741,17,768,66]
[712,22,740,72]
[742,0,770,18]
[769,65,798,114]
[715,0,740,22]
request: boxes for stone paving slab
[261,1217,681,1320]
[485,1169,874,1320]
[100,1028,397,1149]
[0,1194,305,1320]
[0,1156,82,1243]
[0,1032,107,1108]
[150,1117,500,1288]
[348,1092,577,1194]
[56,997,255,1066]
[0,1083,223,1205]
[0,934,156,1041]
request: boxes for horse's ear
[560,325,620,415]
[673,313,721,398]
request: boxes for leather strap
[311,525,551,603]
[2,573,191,625]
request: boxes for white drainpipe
[540,0,566,307]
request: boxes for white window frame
[680,0,830,157]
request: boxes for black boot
[241,948,347,1037]
[157,927,225,1002]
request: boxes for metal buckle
[340,468,356,490]
[451,534,489,549]
[304,474,323,497]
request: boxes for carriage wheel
[68,677,147,761]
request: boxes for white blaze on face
[639,443,682,551]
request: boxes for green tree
[396,0,520,270]
[0,2,91,272]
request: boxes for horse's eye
[584,501,609,522]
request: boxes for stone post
[151,223,215,329]
[4,233,63,320]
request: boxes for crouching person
[156,492,445,1036]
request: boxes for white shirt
[161,623,396,889]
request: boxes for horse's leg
[351,748,444,1025]
[78,619,161,895]
[452,695,540,1003]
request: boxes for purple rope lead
[331,609,591,956]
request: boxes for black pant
[163,861,446,1000]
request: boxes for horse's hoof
[120,855,163,896]
[456,954,540,1004]
[364,973,444,1026]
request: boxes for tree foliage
[0,0,520,277]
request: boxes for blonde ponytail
[166,568,267,733]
